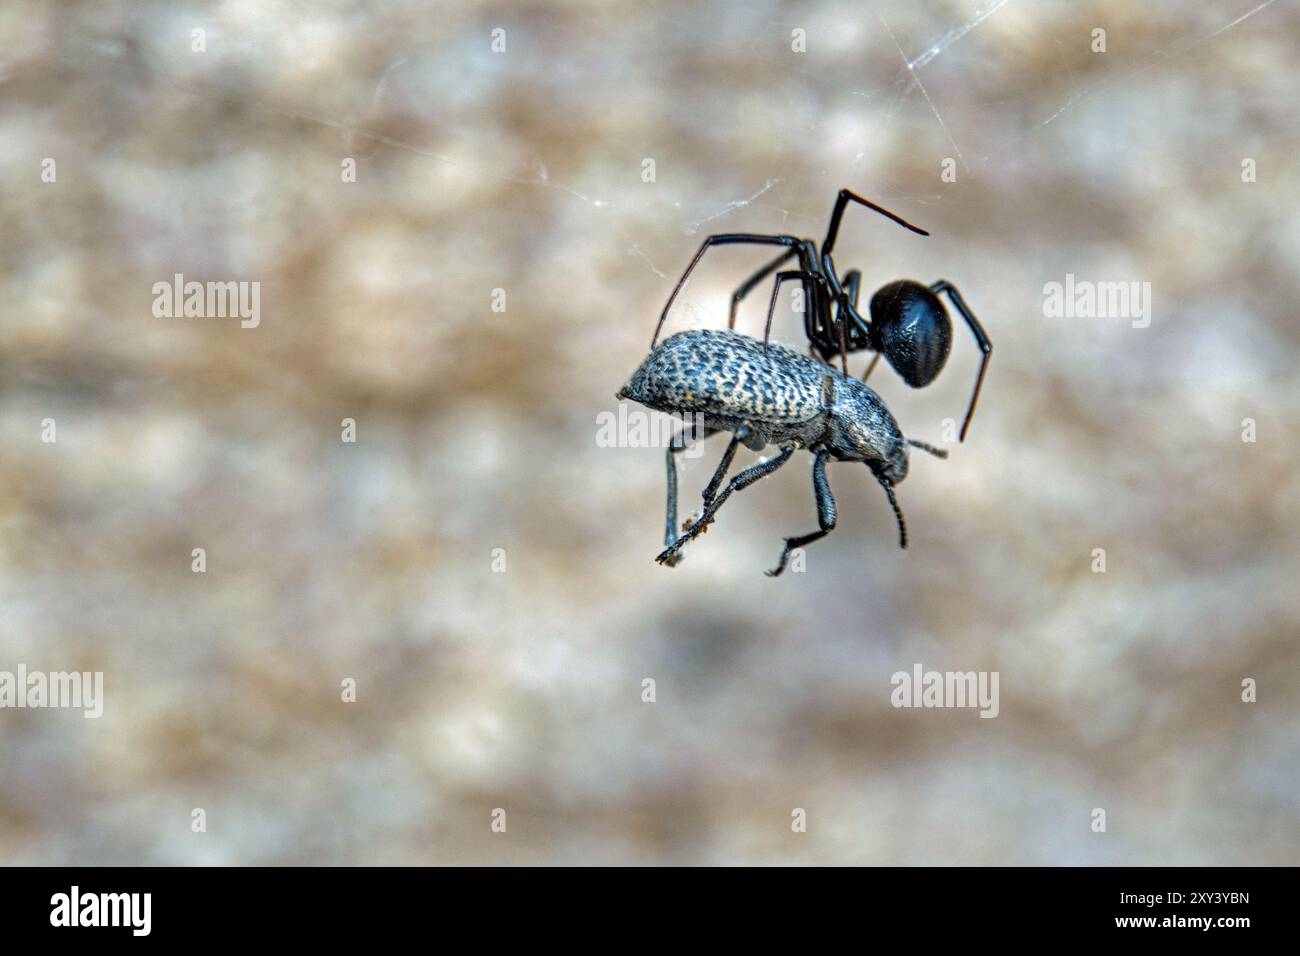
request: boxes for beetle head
[868,436,909,486]
[834,384,908,482]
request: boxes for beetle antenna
[906,438,949,459]
[880,479,908,550]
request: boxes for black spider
[649,188,992,441]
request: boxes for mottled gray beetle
[617,328,947,576]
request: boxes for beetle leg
[767,449,836,577]
[656,447,795,566]
[663,421,718,567]
[700,425,752,506]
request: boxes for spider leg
[930,280,993,442]
[764,270,829,354]
[803,251,840,362]
[811,250,873,365]
[656,447,795,566]
[823,188,929,256]
[843,269,862,308]
[652,234,806,348]
[818,191,927,369]
[767,449,837,577]
[849,269,868,370]
[834,310,850,377]
[729,250,797,330]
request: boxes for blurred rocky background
[0,0,1296,864]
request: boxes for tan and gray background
[1,0,1296,864]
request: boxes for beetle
[616,328,947,575]
[650,188,993,442]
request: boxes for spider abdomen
[869,280,953,387]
